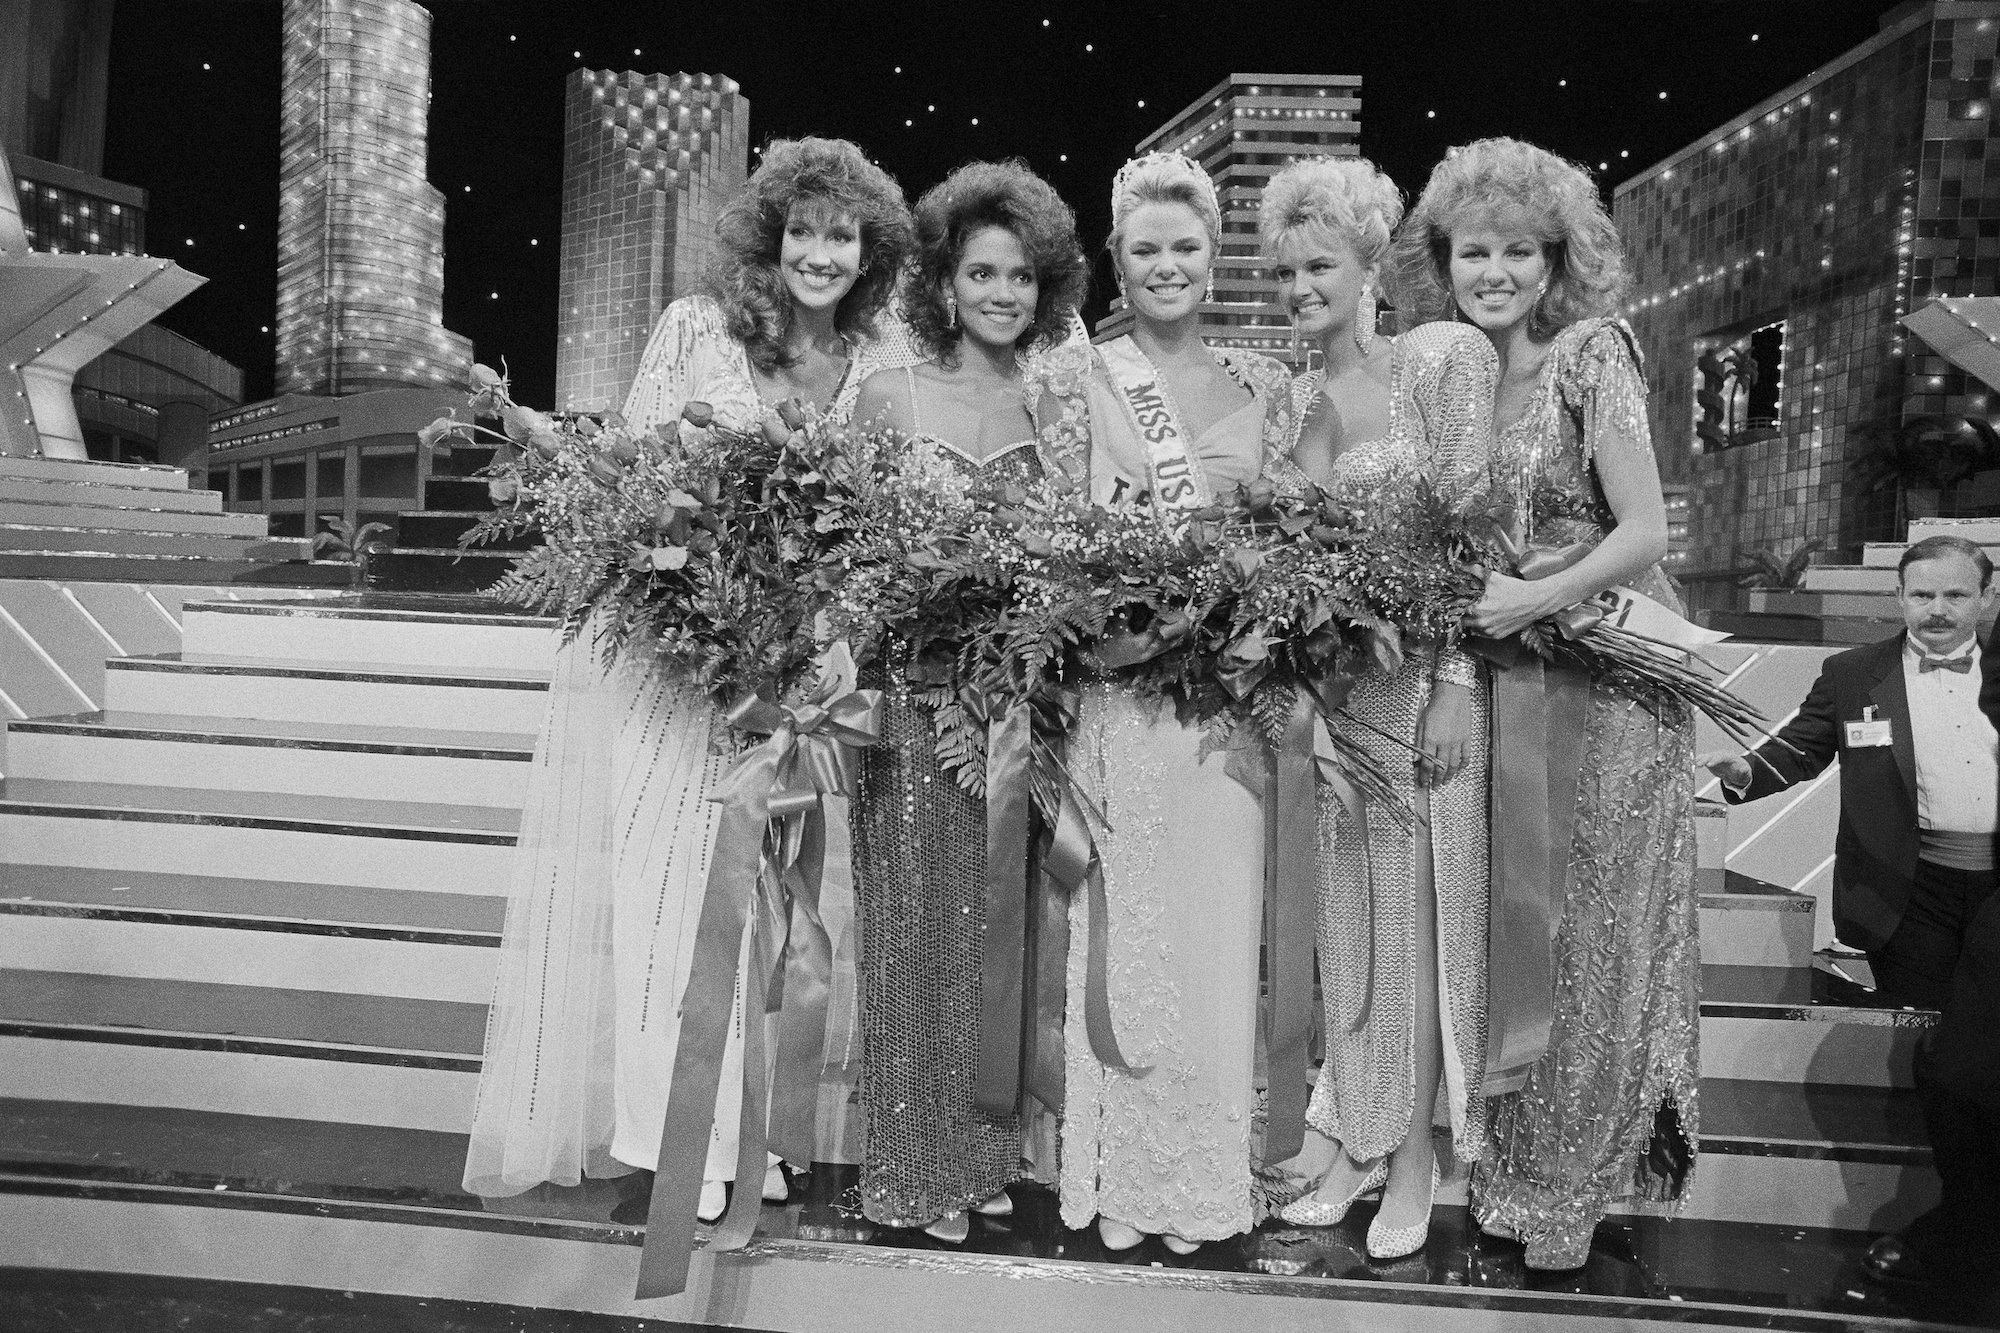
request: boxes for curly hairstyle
[1258,157,1403,272]
[1106,152,1221,254]
[708,136,915,372]
[902,159,1087,365]
[1387,137,1627,339]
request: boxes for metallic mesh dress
[1284,324,1496,1166]
[1469,317,1701,1268]
[849,427,1046,1228]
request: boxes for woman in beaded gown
[1395,138,1699,1271]
[1032,152,1291,1255]
[463,139,916,1220]
[846,160,1088,1243]
[1256,159,1494,1263]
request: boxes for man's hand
[1697,749,1753,791]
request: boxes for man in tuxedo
[1701,533,2000,1290]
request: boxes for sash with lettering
[1097,336,1210,514]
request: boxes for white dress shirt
[1904,636,2000,834]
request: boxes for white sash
[1098,336,1207,513]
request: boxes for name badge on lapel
[1844,705,1894,749]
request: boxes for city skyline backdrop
[104,0,1898,405]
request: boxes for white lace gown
[1049,341,1289,1241]
[464,295,895,1195]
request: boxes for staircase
[1720,516,2000,645]
[0,605,1956,1329]
[366,443,529,594]
[0,455,344,585]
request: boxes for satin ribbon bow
[636,644,881,1301]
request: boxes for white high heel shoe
[923,1210,970,1244]
[761,1158,789,1203]
[696,1179,727,1223]
[1276,1158,1388,1227]
[1366,1158,1439,1261]
[1097,1217,1145,1251]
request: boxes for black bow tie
[1919,655,1974,674]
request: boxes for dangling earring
[1204,272,1216,304]
[946,293,958,328]
[1355,287,1377,355]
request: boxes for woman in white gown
[1255,158,1494,1262]
[846,159,1087,1244]
[1032,151,1290,1255]
[463,138,915,1220]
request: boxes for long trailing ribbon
[1469,526,1596,1097]
[1214,669,1362,1165]
[635,644,881,1300]
[977,694,1143,1117]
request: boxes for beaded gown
[847,368,1047,1227]
[1035,337,1290,1241]
[1275,323,1496,1167]
[1468,317,1700,1266]
[464,295,897,1196]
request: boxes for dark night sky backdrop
[103,0,1897,406]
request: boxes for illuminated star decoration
[0,145,203,460]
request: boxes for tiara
[1111,150,1220,228]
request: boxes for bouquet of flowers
[447,364,893,713]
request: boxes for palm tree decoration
[1848,414,2000,534]
[313,517,395,589]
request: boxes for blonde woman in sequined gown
[1033,153,1291,1255]
[846,161,1089,1243]
[1255,159,1494,1263]
[464,139,916,1219]
[1395,138,1700,1271]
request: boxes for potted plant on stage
[313,517,395,590]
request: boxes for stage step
[1698,964,1930,1089]
[0,525,310,561]
[0,777,515,892]
[0,498,267,537]
[0,475,225,514]
[1697,877,1815,968]
[0,1094,1966,1330]
[0,456,187,491]
[0,863,504,938]
[1675,1077,1934,1233]
[365,546,517,593]
[102,653,550,732]
[6,710,535,804]
[180,597,556,672]
[0,971,480,1133]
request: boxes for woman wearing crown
[1031,151,1292,1254]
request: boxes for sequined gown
[465,296,898,1196]
[848,378,1047,1227]
[1038,338,1291,1241]
[1278,324,1496,1166]
[1469,317,1700,1265]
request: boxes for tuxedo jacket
[1727,631,2000,953]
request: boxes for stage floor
[1,1097,1994,1331]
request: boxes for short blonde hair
[1388,137,1626,338]
[1107,152,1221,253]
[1258,157,1403,271]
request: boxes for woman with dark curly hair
[845,157,1086,1243]
[1395,137,1698,1270]
[465,137,915,1225]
